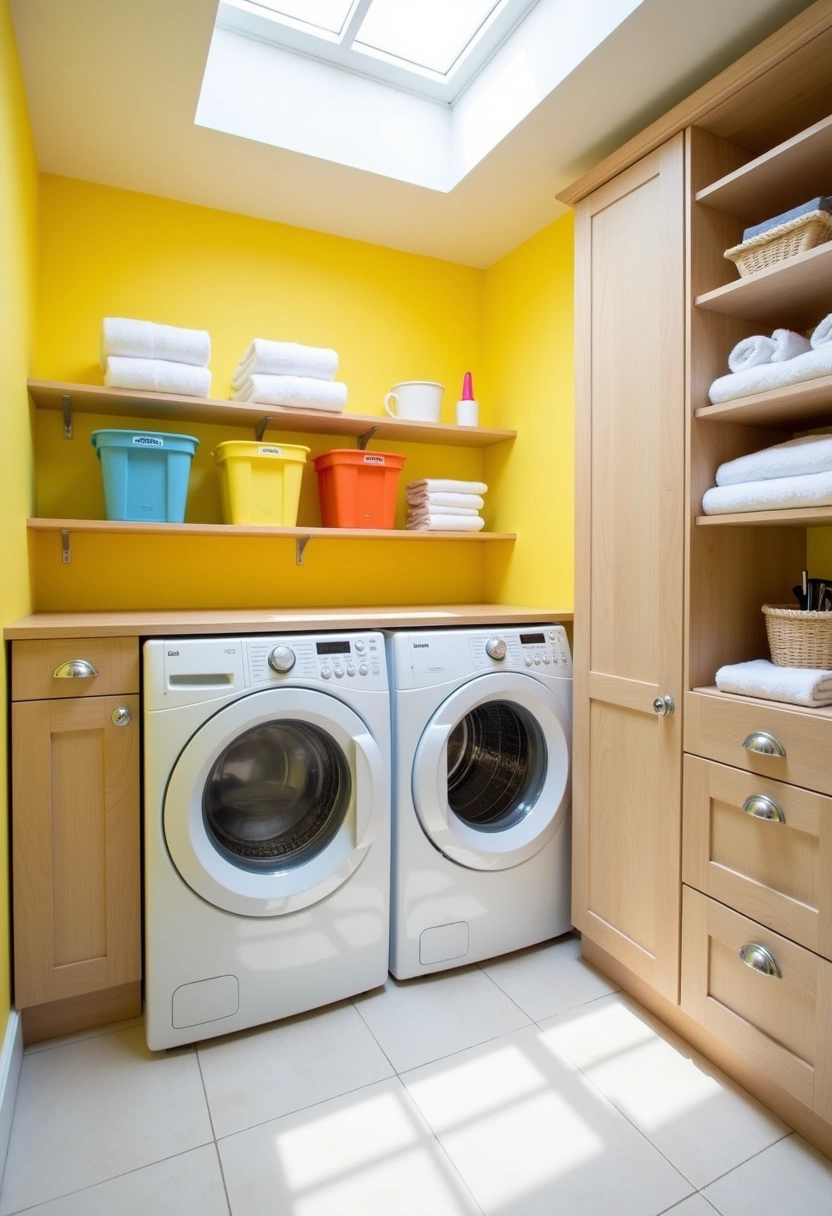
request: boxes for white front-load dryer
[386,625,572,979]
[144,631,390,1049]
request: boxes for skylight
[219,0,540,102]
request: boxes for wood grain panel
[12,695,141,1008]
[12,637,139,701]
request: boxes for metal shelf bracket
[296,536,311,566]
[61,394,72,439]
[255,415,273,442]
[357,426,378,451]
[60,529,71,564]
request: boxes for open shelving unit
[695,373,832,426]
[694,241,832,329]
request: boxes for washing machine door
[412,672,570,871]
[164,688,385,917]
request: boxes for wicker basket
[763,604,832,668]
[725,209,832,277]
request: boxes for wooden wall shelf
[28,380,516,449]
[695,373,832,427]
[695,242,832,330]
[696,506,832,527]
[695,114,832,222]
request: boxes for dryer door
[412,673,570,871]
[164,688,385,916]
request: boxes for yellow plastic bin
[214,441,310,526]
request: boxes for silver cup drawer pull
[738,942,782,978]
[52,659,99,680]
[741,794,786,824]
[742,731,786,758]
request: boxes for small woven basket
[725,209,832,277]
[763,604,832,668]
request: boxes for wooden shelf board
[27,518,515,542]
[696,506,832,527]
[694,373,832,426]
[27,380,515,449]
[4,605,573,640]
[695,113,832,221]
[694,241,832,330]
[691,685,832,721]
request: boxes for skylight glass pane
[355,0,502,75]
[249,0,354,34]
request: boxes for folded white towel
[407,505,479,518]
[702,470,832,515]
[405,490,485,510]
[728,335,776,373]
[406,514,485,532]
[231,340,338,388]
[709,343,832,405]
[233,375,347,412]
[811,313,832,349]
[715,659,832,707]
[104,356,212,398]
[716,435,832,487]
[406,479,488,495]
[772,328,812,362]
[101,318,210,369]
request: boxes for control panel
[470,626,571,674]
[245,632,386,690]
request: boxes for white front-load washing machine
[144,631,390,1049]
[386,624,571,979]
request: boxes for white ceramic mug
[384,381,444,423]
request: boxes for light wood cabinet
[572,135,686,1001]
[11,640,141,1037]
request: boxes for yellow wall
[481,214,574,609]
[0,0,37,1029]
[33,175,492,609]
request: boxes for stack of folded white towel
[231,340,347,413]
[406,479,488,532]
[709,314,832,405]
[702,433,832,515]
[716,659,832,707]
[101,318,212,397]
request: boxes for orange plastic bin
[314,449,405,529]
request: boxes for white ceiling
[11,0,817,267]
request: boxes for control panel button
[485,637,507,661]
[548,630,556,640]
[359,663,369,676]
[552,653,560,665]
[334,666,344,678]
[321,667,332,680]
[534,656,541,665]
[268,645,296,674]
[355,641,365,652]
[347,664,356,676]
[543,654,551,664]
[524,657,532,667]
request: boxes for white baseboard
[0,1011,22,1192]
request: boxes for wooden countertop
[4,605,573,640]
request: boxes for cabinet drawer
[681,887,832,1122]
[12,638,139,701]
[685,690,832,796]
[683,756,832,960]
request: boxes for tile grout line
[213,1073,402,1144]
[695,1129,795,1194]
[193,1044,234,1216]
[21,1018,145,1057]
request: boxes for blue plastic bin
[91,430,199,523]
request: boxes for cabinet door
[573,135,686,1001]
[12,695,140,1008]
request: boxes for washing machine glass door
[412,672,570,871]
[164,688,385,916]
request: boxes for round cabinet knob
[268,645,296,674]
[652,695,675,716]
[485,637,507,661]
[111,706,132,727]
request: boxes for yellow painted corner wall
[33,175,491,609]
[481,213,574,610]
[0,0,37,1028]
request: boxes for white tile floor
[2,934,831,1216]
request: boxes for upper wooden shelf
[696,506,832,527]
[696,113,832,222]
[695,372,832,427]
[28,380,516,449]
[28,518,515,542]
[694,242,832,330]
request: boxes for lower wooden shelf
[28,517,514,541]
[696,506,832,527]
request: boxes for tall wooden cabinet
[573,135,686,1001]
[567,0,832,1158]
